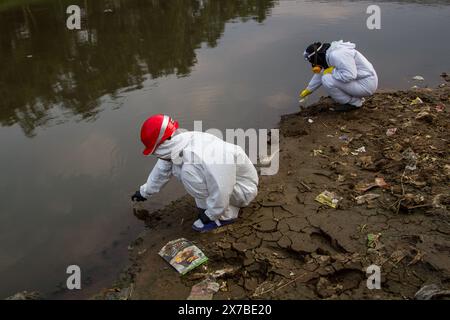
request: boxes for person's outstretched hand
[299,89,312,98]
[131,190,147,202]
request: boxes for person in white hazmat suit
[299,40,378,111]
[131,114,259,233]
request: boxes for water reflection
[0,0,276,137]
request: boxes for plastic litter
[210,267,237,279]
[355,193,380,205]
[410,97,423,105]
[412,76,424,81]
[313,149,323,157]
[435,104,445,112]
[402,148,418,171]
[187,278,220,300]
[367,233,382,249]
[351,146,366,155]
[315,191,341,208]
[339,135,351,142]
[414,284,450,300]
[158,238,208,275]
[355,177,389,193]
[386,128,397,136]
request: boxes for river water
[0,0,449,299]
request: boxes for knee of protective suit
[244,185,258,206]
[231,183,258,207]
[180,165,209,200]
[321,74,335,90]
[366,75,378,95]
[321,75,353,105]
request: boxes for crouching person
[131,114,259,233]
[300,40,378,111]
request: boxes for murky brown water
[0,0,449,299]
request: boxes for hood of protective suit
[326,40,357,73]
[327,40,376,83]
[153,130,193,161]
[328,40,356,53]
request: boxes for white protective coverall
[306,40,378,107]
[139,131,259,221]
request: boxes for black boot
[331,103,361,112]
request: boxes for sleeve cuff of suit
[139,184,150,199]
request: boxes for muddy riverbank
[94,79,450,300]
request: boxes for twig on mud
[256,272,308,297]
[274,273,309,292]
[299,180,312,191]
[313,171,334,179]
[320,121,329,128]
[400,168,406,196]
[127,283,134,300]
[405,204,432,210]
[408,249,424,266]
[257,200,284,207]
[395,168,407,214]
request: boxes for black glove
[131,190,147,202]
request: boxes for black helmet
[303,42,330,68]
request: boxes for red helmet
[140,114,179,156]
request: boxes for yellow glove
[299,89,312,98]
[323,66,335,75]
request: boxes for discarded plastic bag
[339,135,351,143]
[402,148,418,171]
[355,177,389,193]
[210,267,237,279]
[410,97,423,105]
[315,191,341,208]
[414,284,450,300]
[435,104,445,112]
[187,278,220,300]
[312,149,323,157]
[367,233,382,249]
[159,238,208,275]
[386,128,397,136]
[355,193,380,205]
[351,146,366,155]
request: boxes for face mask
[312,66,322,74]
